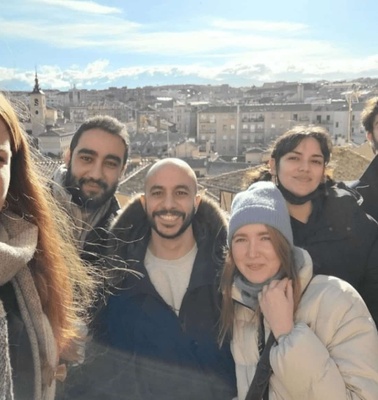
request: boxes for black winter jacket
[84,195,236,400]
[290,182,378,326]
[349,155,378,223]
[81,196,120,265]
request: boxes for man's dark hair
[361,97,378,134]
[70,115,129,165]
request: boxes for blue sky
[1,0,378,91]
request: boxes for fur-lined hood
[112,193,227,236]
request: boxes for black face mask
[277,181,326,205]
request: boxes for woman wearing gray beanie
[220,181,378,400]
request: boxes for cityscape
[3,0,378,200]
[5,74,376,204]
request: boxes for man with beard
[350,97,378,222]
[52,116,129,400]
[52,115,129,265]
[85,158,236,400]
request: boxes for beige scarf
[0,211,59,400]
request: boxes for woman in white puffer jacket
[220,181,378,400]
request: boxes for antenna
[342,85,360,144]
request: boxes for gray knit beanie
[228,181,293,246]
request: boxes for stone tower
[29,72,46,136]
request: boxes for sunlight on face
[275,137,325,197]
[232,223,281,284]
[0,119,12,211]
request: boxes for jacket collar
[358,155,378,186]
[111,194,227,295]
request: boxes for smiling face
[271,137,326,197]
[65,128,126,209]
[141,161,201,240]
[232,223,281,284]
[0,119,12,211]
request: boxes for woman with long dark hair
[253,125,378,326]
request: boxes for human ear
[269,158,276,175]
[140,194,146,210]
[194,194,201,213]
[64,150,71,167]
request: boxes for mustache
[78,177,108,190]
[152,210,185,218]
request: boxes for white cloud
[2,7,378,90]
[33,0,122,14]
[3,54,378,91]
[210,19,308,32]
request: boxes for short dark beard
[64,166,117,211]
[146,206,196,239]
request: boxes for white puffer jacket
[232,248,378,400]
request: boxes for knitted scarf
[0,211,58,400]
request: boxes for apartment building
[197,102,365,156]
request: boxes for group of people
[2,91,378,400]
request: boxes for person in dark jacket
[82,158,236,400]
[349,96,378,222]
[254,125,378,327]
[52,115,129,399]
[51,115,129,265]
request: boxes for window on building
[271,124,275,129]
[209,115,215,123]
[316,115,321,123]
[223,135,227,140]
[326,115,330,121]
[293,114,298,121]
[223,124,227,131]
[335,122,339,128]
[230,124,235,130]
[242,124,248,129]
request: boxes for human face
[271,137,325,197]
[232,224,281,284]
[0,120,12,211]
[367,114,378,154]
[66,129,126,209]
[142,164,201,240]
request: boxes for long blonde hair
[0,93,95,359]
[219,226,302,345]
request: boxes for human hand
[258,278,294,339]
